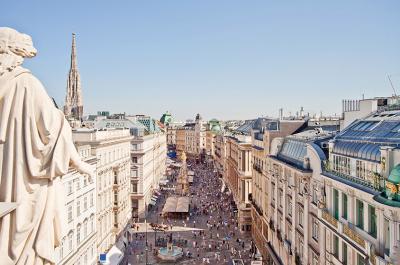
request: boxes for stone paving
[123,159,255,265]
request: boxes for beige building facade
[225,135,253,232]
[55,145,97,265]
[253,111,400,265]
[73,128,132,255]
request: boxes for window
[60,238,64,258]
[356,160,367,179]
[356,200,364,229]
[312,185,318,204]
[68,232,73,251]
[287,198,292,217]
[90,246,94,259]
[67,204,73,223]
[333,189,339,219]
[67,181,73,195]
[114,213,118,227]
[90,215,94,233]
[298,237,304,259]
[90,193,94,207]
[369,205,377,238]
[333,155,350,175]
[84,220,88,238]
[84,196,88,211]
[342,193,348,220]
[278,189,282,207]
[384,218,390,255]
[132,156,138,163]
[114,191,118,205]
[357,253,365,265]
[312,218,319,241]
[271,183,275,202]
[77,200,81,216]
[76,179,80,191]
[77,224,81,245]
[83,176,87,187]
[333,234,339,258]
[342,242,348,265]
[298,206,304,227]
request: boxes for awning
[162,197,190,213]
[151,195,158,200]
[106,245,124,265]
[149,200,156,206]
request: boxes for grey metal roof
[235,118,279,136]
[332,112,400,162]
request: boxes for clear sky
[3,0,400,121]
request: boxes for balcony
[250,200,263,216]
[321,210,338,229]
[322,162,385,193]
[344,223,366,249]
[130,146,144,154]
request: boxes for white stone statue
[0,27,93,265]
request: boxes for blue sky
[3,1,400,121]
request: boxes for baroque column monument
[0,27,93,265]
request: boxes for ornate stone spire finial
[71,33,77,70]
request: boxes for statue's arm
[29,74,94,178]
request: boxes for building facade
[254,111,400,265]
[130,124,167,219]
[214,134,227,178]
[205,119,221,158]
[194,114,207,155]
[73,129,132,255]
[175,114,207,158]
[91,117,167,220]
[225,132,253,233]
[55,145,97,265]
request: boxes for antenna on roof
[388,74,397,97]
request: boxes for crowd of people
[125,157,255,264]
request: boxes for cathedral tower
[64,33,83,121]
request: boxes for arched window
[77,224,81,245]
[90,214,94,233]
[60,237,65,258]
[68,231,73,251]
[84,219,88,238]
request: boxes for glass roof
[332,118,400,162]
[277,139,307,168]
[338,121,400,143]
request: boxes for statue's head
[0,27,37,75]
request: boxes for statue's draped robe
[0,66,76,265]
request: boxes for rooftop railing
[322,162,385,192]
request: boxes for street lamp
[154,212,159,246]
